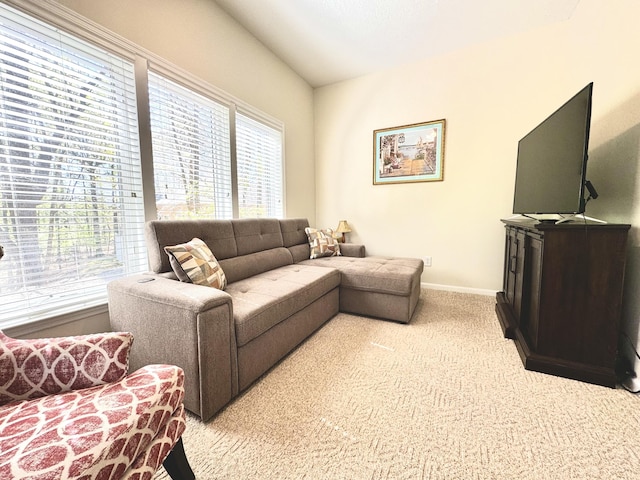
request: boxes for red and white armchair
[0,330,194,479]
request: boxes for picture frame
[373,119,446,185]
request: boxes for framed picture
[373,119,446,185]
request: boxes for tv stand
[495,218,629,387]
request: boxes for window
[0,5,146,327]
[236,112,284,218]
[147,72,284,220]
[0,1,286,330]
[148,72,233,220]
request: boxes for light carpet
[155,289,640,479]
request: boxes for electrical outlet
[423,256,432,267]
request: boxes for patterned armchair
[0,331,194,479]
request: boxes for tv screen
[512,83,593,215]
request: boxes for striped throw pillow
[164,238,227,290]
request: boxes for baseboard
[421,282,496,297]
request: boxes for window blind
[236,112,283,218]
[148,71,232,220]
[0,4,146,328]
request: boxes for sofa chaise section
[301,255,423,323]
[280,218,423,323]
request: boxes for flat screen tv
[512,82,594,217]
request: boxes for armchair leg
[163,438,195,480]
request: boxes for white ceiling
[213,0,580,87]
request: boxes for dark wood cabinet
[495,218,630,387]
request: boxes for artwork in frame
[373,119,446,185]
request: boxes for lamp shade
[336,220,351,234]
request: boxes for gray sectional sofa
[107,218,423,421]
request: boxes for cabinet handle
[509,256,517,273]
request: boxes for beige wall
[314,0,640,386]
[314,0,640,290]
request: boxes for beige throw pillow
[305,227,341,259]
[164,238,227,290]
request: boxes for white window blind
[148,71,232,220]
[236,112,283,218]
[0,5,146,328]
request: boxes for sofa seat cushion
[0,364,185,480]
[300,256,424,296]
[227,264,341,347]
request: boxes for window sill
[3,303,110,338]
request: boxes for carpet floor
[155,289,640,479]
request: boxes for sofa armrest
[107,275,237,421]
[340,243,366,258]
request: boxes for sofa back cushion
[219,248,293,284]
[232,218,284,255]
[146,220,237,274]
[146,218,302,283]
[279,218,311,263]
